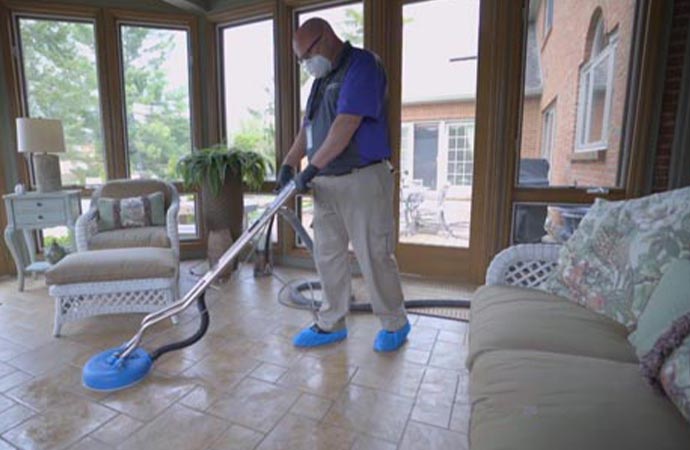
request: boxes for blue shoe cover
[293,325,347,348]
[374,322,411,352]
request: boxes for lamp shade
[16,118,66,153]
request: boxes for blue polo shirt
[304,43,391,176]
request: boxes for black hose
[150,292,210,362]
[288,280,471,311]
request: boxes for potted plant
[177,144,269,277]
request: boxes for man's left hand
[294,164,319,193]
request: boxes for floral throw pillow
[541,186,690,329]
[540,197,636,326]
[622,186,690,324]
[660,335,690,422]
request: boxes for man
[276,18,410,352]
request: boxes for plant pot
[201,170,244,279]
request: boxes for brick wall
[521,96,542,158]
[653,0,690,192]
[401,100,475,123]
[531,0,636,188]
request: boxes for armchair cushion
[97,191,166,231]
[46,248,175,285]
[88,226,170,250]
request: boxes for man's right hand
[275,164,295,192]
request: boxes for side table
[3,190,81,291]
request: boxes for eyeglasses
[297,34,323,64]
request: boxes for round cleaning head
[82,347,153,392]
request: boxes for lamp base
[33,153,62,193]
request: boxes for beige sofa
[467,246,690,450]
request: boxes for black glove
[294,164,319,193]
[275,164,294,192]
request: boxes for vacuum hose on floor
[150,293,210,361]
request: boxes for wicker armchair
[75,179,180,262]
[485,243,562,287]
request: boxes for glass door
[396,0,481,279]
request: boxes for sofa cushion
[467,285,636,369]
[45,248,176,285]
[88,226,170,250]
[661,336,690,422]
[470,350,690,450]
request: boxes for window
[295,2,364,247]
[447,122,474,186]
[544,0,554,35]
[220,19,276,178]
[120,25,193,180]
[17,17,106,187]
[576,24,617,152]
[518,3,635,188]
[541,103,556,178]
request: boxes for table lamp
[16,117,65,193]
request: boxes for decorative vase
[14,183,25,195]
[201,170,244,280]
[45,241,66,265]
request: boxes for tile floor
[0,263,474,450]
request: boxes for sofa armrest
[485,243,562,288]
[75,207,99,252]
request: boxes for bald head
[293,18,343,64]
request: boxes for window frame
[446,120,475,187]
[540,101,556,175]
[575,31,618,153]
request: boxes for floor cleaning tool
[82,181,298,391]
[82,179,471,391]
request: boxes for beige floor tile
[101,373,195,421]
[256,414,356,450]
[0,338,28,362]
[0,371,33,393]
[207,377,300,433]
[6,365,106,412]
[0,439,14,450]
[179,384,226,412]
[116,403,228,450]
[91,414,144,447]
[0,397,13,415]
[250,335,303,367]
[351,435,397,450]
[7,340,92,376]
[278,356,356,400]
[2,398,116,450]
[250,362,288,383]
[351,362,425,399]
[154,353,197,376]
[411,394,453,428]
[429,341,468,371]
[182,351,259,393]
[399,421,468,450]
[207,423,265,450]
[449,401,471,435]
[406,326,439,352]
[415,316,470,333]
[69,436,113,450]
[289,393,333,421]
[400,347,431,366]
[323,384,415,443]
[0,365,14,381]
[0,404,35,434]
[438,328,468,345]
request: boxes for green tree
[19,20,192,184]
[20,19,105,185]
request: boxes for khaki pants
[311,161,408,332]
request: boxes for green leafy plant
[176,144,270,196]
